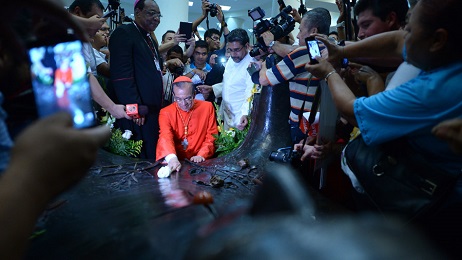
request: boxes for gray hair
[302,7,331,35]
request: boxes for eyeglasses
[144,10,162,18]
[226,46,244,53]
[211,36,220,41]
[174,96,193,103]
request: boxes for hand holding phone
[179,21,193,42]
[247,62,260,76]
[305,36,321,64]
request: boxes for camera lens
[269,151,289,162]
[209,3,217,17]
[174,66,184,75]
[249,47,260,57]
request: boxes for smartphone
[305,36,321,64]
[215,56,227,66]
[28,40,97,128]
[102,10,116,18]
[247,63,259,76]
[179,21,193,41]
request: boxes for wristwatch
[268,41,275,48]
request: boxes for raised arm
[305,57,357,126]
[312,31,405,70]
[216,5,229,36]
[261,31,298,57]
[192,0,209,34]
[338,31,404,61]
[185,36,196,58]
[159,31,185,56]
[335,0,355,41]
[72,14,107,37]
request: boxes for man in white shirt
[198,28,254,130]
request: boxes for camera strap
[205,14,210,31]
[298,74,321,148]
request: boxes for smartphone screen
[215,56,227,66]
[305,36,321,64]
[179,21,193,41]
[28,40,96,128]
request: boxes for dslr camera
[166,62,184,76]
[269,147,301,164]
[208,2,219,17]
[248,5,295,57]
[173,66,184,76]
[108,0,120,9]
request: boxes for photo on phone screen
[179,21,193,41]
[28,40,96,128]
[305,36,321,64]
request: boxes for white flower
[226,130,235,138]
[122,130,133,140]
[157,166,171,178]
[106,115,116,129]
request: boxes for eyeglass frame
[210,36,220,41]
[226,45,245,53]
[173,95,194,103]
[144,10,162,18]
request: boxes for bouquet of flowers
[213,123,249,157]
[99,111,143,157]
[213,101,250,157]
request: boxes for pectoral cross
[177,107,193,151]
[182,138,188,150]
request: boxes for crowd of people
[0,0,462,258]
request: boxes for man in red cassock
[156,76,218,172]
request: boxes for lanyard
[133,22,159,61]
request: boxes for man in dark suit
[109,0,163,159]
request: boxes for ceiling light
[220,5,231,11]
[197,26,205,32]
[189,1,193,6]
